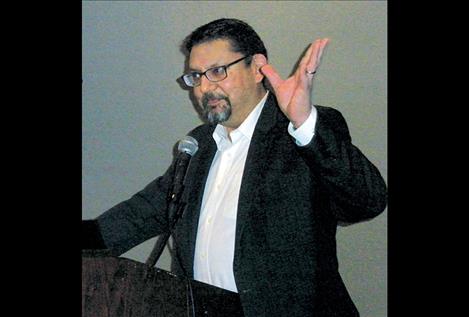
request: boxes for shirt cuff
[287,106,317,146]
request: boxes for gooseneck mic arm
[146,136,198,267]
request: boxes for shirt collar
[213,91,269,150]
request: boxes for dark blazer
[97,93,387,316]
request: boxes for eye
[191,72,202,79]
[210,66,225,77]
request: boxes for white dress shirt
[193,92,317,292]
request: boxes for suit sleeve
[296,106,387,223]
[94,163,176,256]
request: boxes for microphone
[168,136,199,203]
[146,135,198,267]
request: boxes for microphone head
[178,135,199,156]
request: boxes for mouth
[201,95,232,124]
[205,98,226,111]
[207,98,221,106]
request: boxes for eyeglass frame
[180,55,252,88]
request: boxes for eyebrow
[188,61,225,73]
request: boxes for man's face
[188,39,262,130]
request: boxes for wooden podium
[82,250,244,317]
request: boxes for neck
[223,86,267,134]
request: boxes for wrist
[291,109,312,129]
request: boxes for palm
[261,38,329,128]
[273,73,311,126]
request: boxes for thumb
[260,64,283,92]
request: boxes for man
[85,18,387,316]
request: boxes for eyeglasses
[181,55,251,88]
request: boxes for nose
[198,74,216,94]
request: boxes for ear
[252,54,268,83]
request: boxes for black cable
[170,226,196,317]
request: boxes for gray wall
[82,1,387,316]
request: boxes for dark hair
[182,18,268,64]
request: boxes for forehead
[188,39,238,70]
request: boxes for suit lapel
[178,93,281,274]
[177,126,217,275]
[235,93,279,254]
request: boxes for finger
[301,40,323,84]
[315,38,329,66]
[260,64,284,91]
[306,38,329,73]
[301,39,321,73]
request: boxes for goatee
[202,93,232,125]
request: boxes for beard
[201,92,232,125]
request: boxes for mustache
[201,93,229,108]
[200,92,232,125]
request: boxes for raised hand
[260,39,329,128]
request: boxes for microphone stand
[146,136,198,268]
[146,184,187,268]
